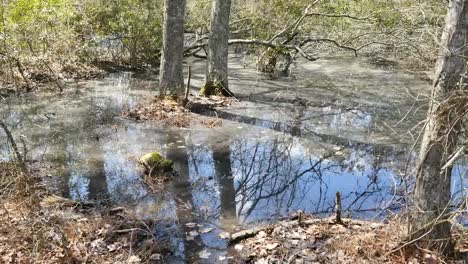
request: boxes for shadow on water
[1,56,466,261]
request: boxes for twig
[440,146,465,172]
[0,120,24,164]
[182,65,191,107]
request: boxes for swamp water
[1,56,466,262]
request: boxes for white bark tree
[159,0,186,98]
[411,0,468,253]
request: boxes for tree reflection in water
[185,128,408,225]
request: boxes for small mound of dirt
[124,96,234,128]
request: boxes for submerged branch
[0,120,24,164]
[306,12,371,21]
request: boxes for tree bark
[159,0,186,98]
[204,0,233,97]
[411,0,468,253]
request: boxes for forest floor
[0,162,170,264]
[230,214,468,264]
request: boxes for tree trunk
[159,0,186,98]
[411,0,468,253]
[203,0,234,97]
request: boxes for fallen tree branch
[183,35,209,56]
[440,146,465,172]
[228,217,376,244]
[293,45,318,61]
[300,38,358,56]
[184,38,319,61]
[183,2,369,61]
[306,12,371,21]
[0,120,25,165]
[229,226,268,244]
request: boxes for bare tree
[159,0,186,98]
[202,0,234,97]
[411,0,468,253]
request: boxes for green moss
[200,80,233,97]
[200,80,222,96]
[139,151,174,174]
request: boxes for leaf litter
[231,214,468,264]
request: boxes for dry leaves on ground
[0,195,169,264]
[123,96,234,128]
[233,215,467,264]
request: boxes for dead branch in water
[0,119,24,164]
[182,65,191,107]
[229,216,375,244]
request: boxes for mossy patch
[200,80,233,97]
[139,152,174,175]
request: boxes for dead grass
[0,162,38,205]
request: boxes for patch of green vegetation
[200,80,225,97]
[139,151,174,175]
